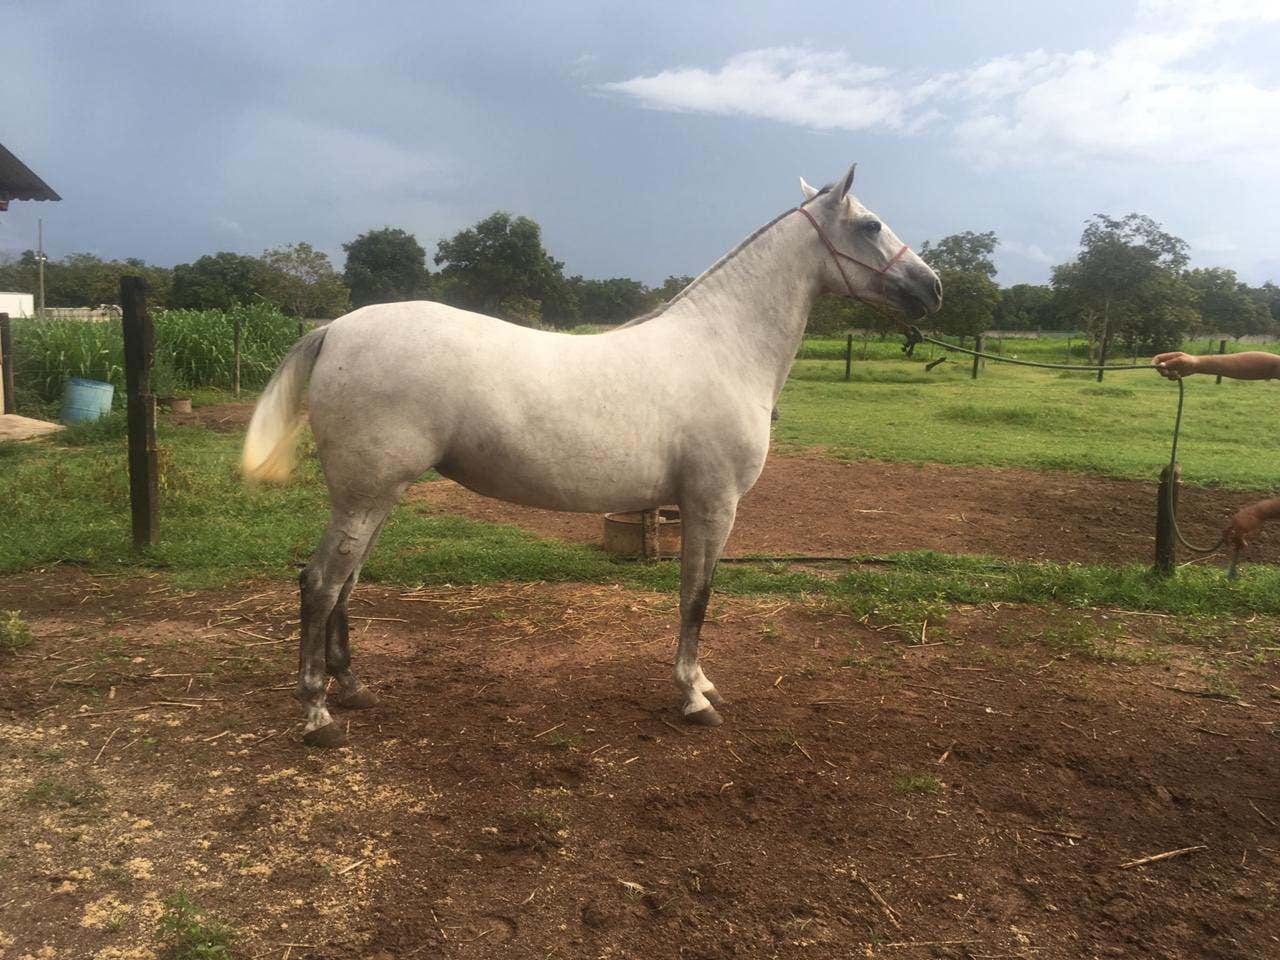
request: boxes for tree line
[906,220,1280,356]
[0,215,691,328]
[2,210,1277,351]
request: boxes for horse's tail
[241,326,328,484]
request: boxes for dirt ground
[408,457,1274,570]
[4,402,1276,958]
[1,569,1277,960]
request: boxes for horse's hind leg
[325,518,389,710]
[674,497,738,726]
[297,494,397,747]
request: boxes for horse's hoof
[302,722,348,749]
[683,706,723,727]
[334,685,379,710]
[704,688,726,708]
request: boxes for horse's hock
[603,507,682,559]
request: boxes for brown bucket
[602,507,682,559]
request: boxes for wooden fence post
[0,313,14,414]
[233,312,242,398]
[641,508,660,560]
[844,333,853,382]
[1215,339,1227,385]
[1154,463,1180,575]
[971,333,983,379]
[121,277,159,548]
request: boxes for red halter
[798,204,913,332]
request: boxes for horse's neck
[659,212,823,400]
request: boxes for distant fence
[39,306,123,322]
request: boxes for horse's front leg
[674,497,737,726]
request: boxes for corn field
[10,304,300,407]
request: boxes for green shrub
[0,611,33,654]
[155,891,235,959]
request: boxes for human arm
[1225,497,1280,549]
[1152,351,1280,381]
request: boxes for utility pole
[36,219,46,318]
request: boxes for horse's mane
[615,205,801,329]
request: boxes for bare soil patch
[409,456,1274,568]
[1,570,1277,959]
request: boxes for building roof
[0,143,60,202]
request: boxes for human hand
[1152,352,1199,380]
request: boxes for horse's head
[800,165,942,319]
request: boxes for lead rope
[795,206,1243,579]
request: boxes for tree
[567,276,658,324]
[1050,213,1192,356]
[434,212,573,325]
[259,242,349,319]
[342,228,429,308]
[805,294,888,337]
[993,284,1053,331]
[1257,282,1280,337]
[919,231,998,280]
[932,269,1000,341]
[171,252,263,310]
[0,252,173,308]
[1185,268,1269,340]
[655,275,695,301]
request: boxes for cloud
[602,48,923,133]
[602,4,1280,167]
[1000,240,1057,266]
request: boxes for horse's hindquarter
[308,304,771,512]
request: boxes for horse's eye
[863,220,882,234]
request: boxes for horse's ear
[799,177,820,201]
[830,163,857,202]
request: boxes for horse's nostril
[933,278,943,299]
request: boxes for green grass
[895,773,943,796]
[5,333,1280,618]
[155,891,235,959]
[777,335,1280,490]
[24,778,104,810]
[5,415,1280,618]
[0,610,34,654]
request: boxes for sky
[3,0,1279,289]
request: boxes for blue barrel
[60,378,115,424]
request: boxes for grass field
[779,335,1280,490]
[5,412,1280,620]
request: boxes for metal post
[1215,339,1227,385]
[844,333,853,381]
[1154,463,1180,576]
[972,334,983,379]
[36,220,46,319]
[121,276,159,548]
[0,313,14,414]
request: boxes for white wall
[0,292,34,317]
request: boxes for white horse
[243,165,942,747]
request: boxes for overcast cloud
[2,0,1278,288]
